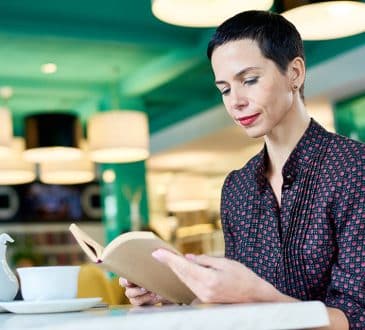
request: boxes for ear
[287,57,305,91]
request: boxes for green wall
[334,93,365,142]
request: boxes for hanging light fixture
[23,113,82,163]
[151,0,274,27]
[0,86,14,158]
[281,1,365,40]
[166,173,209,212]
[0,157,36,185]
[39,156,95,185]
[0,107,13,157]
[0,137,36,185]
[88,110,149,163]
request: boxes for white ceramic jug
[0,233,19,301]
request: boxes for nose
[229,86,249,111]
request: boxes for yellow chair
[77,263,128,305]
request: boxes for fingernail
[185,254,196,261]
[152,249,165,261]
[140,287,147,293]
[119,278,127,286]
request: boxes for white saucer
[0,297,102,314]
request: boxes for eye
[221,88,230,96]
[243,77,258,86]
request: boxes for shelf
[0,222,102,234]
[33,244,81,254]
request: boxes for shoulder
[324,132,364,192]
[325,132,364,169]
[327,131,364,156]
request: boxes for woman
[121,10,364,330]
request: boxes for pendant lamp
[0,138,36,185]
[0,107,12,157]
[282,1,365,40]
[24,113,82,163]
[166,174,209,212]
[0,158,36,185]
[151,0,274,27]
[39,156,95,185]
[88,110,149,163]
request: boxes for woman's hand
[152,250,284,304]
[119,278,172,306]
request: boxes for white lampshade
[0,159,36,185]
[0,138,36,185]
[40,156,95,185]
[151,0,274,27]
[0,107,13,157]
[24,113,83,163]
[282,1,365,40]
[166,174,209,212]
[88,110,149,163]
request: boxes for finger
[153,249,223,302]
[125,287,148,299]
[129,292,159,306]
[119,277,137,287]
[191,297,202,305]
[152,249,213,288]
[188,254,228,270]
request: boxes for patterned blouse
[221,119,365,329]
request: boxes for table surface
[0,300,329,330]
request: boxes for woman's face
[211,39,294,138]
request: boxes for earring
[293,85,298,91]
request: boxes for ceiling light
[41,63,57,74]
[282,1,365,40]
[0,138,36,185]
[39,156,95,185]
[151,0,274,27]
[0,107,13,157]
[0,158,36,185]
[88,110,149,163]
[166,174,209,212]
[0,86,13,99]
[24,113,82,163]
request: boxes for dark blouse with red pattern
[221,119,365,329]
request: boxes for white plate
[0,297,102,314]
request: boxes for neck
[264,99,310,176]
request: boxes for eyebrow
[215,66,260,85]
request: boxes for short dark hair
[207,10,305,100]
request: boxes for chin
[243,126,267,139]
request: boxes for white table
[0,301,329,330]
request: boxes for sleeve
[220,171,236,260]
[325,149,365,329]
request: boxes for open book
[69,223,196,305]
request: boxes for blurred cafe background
[0,0,364,272]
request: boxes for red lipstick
[237,113,260,126]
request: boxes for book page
[69,223,104,262]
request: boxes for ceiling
[0,0,364,177]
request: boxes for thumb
[186,254,227,270]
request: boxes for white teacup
[17,266,80,301]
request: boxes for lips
[237,113,260,126]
